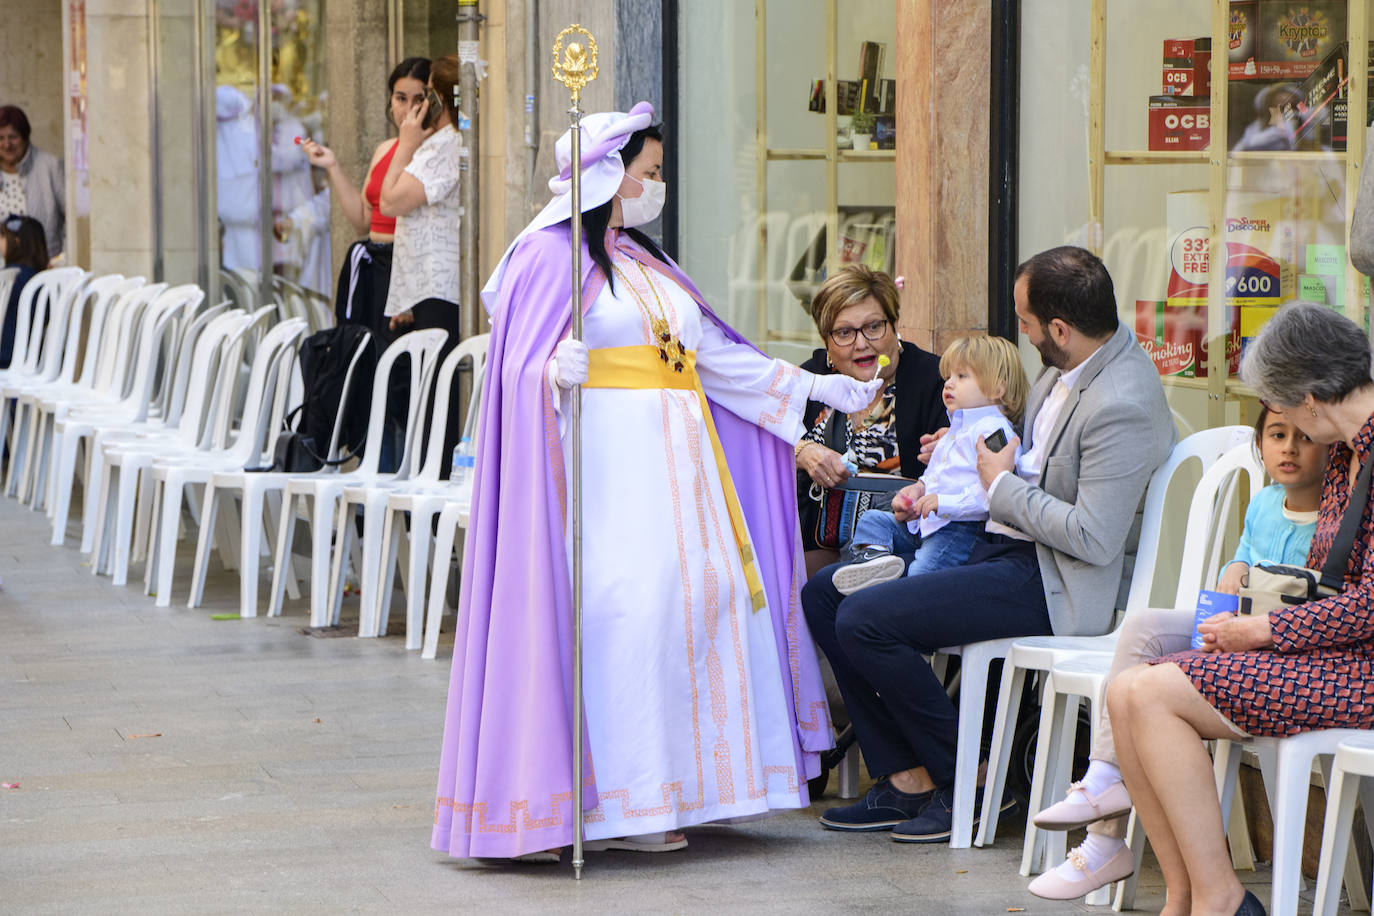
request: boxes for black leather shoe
[891,785,956,843]
[819,778,932,831]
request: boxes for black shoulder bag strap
[824,406,849,455]
[1319,453,1374,592]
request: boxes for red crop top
[365,140,399,236]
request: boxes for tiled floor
[0,496,1320,913]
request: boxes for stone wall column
[895,0,991,353]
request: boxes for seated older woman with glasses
[795,264,947,575]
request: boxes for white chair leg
[1042,693,1081,870]
[422,513,459,660]
[267,492,298,619]
[357,499,388,638]
[153,474,184,607]
[110,464,141,587]
[1315,766,1359,916]
[49,433,80,546]
[373,508,401,640]
[950,644,994,849]
[80,437,105,555]
[1020,675,1059,877]
[1269,743,1312,916]
[237,485,266,617]
[1113,809,1145,912]
[89,461,116,575]
[976,661,1026,847]
[188,486,220,608]
[324,495,352,628]
[403,513,432,650]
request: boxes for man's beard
[1035,335,1069,370]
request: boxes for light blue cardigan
[1229,483,1317,572]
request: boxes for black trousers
[801,536,1052,788]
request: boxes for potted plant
[850,112,875,151]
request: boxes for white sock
[1054,832,1126,877]
[1079,760,1121,797]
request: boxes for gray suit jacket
[989,323,1175,636]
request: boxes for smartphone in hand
[983,428,1009,453]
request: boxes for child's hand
[1216,562,1249,595]
[912,493,940,519]
[891,483,925,522]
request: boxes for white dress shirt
[913,404,1017,538]
[987,358,1089,538]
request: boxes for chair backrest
[158,302,231,424]
[221,318,308,466]
[31,269,94,383]
[94,282,166,399]
[119,285,201,422]
[1171,439,1266,607]
[165,309,256,449]
[59,274,138,388]
[1125,424,1257,615]
[412,333,490,482]
[202,305,278,449]
[355,329,449,476]
[10,267,86,378]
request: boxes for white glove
[809,372,884,414]
[548,338,590,389]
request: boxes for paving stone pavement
[0,496,1328,914]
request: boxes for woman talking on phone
[300,56,431,337]
[378,53,464,473]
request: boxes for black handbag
[1238,454,1372,615]
[802,408,914,551]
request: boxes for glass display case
[676,0,897,361]
[1021,0,1371,433]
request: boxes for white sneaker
[832,548,906,595]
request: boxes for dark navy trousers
[802,536,1053,787]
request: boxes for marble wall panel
[0,0,65,155]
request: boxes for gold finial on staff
[552,25,599,105]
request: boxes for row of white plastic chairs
[0,266,488,659]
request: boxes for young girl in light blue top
[1214,405,1327,593]
[833,335,1029,595]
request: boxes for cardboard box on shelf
[1134,300,1197,377]
[1306,242,1345,274]
[1166,190,1295,308]
[1298,274,1331,303]
[1230,0,1347,81]
[1291,41,1374,150]
[1149,95,1211,150]
[1163,37,1213,96]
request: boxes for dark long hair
[582,125,665,292]
[388,57,431,93]
[2,215,48,270]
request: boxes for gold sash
[584,345,766,611]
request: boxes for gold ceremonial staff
[552,23,598,881]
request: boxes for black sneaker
[819,777,932,831]
[832,546,906,595]
[891,785,955,843]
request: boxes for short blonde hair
[938,335,1029,425]
[810,264,900,338]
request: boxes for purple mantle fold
[431,224,831,859]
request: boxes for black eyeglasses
[829,319,890,346]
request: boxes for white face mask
[617,173,666,228]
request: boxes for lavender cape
[432,224,831,859]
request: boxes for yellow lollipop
[877,355,890,368]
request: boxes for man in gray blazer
[803,246,1174,844]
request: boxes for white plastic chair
[1217,729,1374,915]
[972,420,1253,851]
[45,282,166,546]
[88,309,260,586]
[9,274,133,509]
[365,333,489,648]
[141,318,307,606]
[2,268,92,493]
[272,328,449,631]
[1314,734,1374,916]
[192,329,446,620]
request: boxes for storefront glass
[1020,0,1372,435]
[676,0,898,361]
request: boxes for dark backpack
[269,325,376,472]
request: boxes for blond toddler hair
[938,335,1029,425]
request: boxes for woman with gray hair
[1105,302,1374,916]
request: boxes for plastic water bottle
[451,436,475,486]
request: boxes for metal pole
[147,0,163,282]
[551,24,598,881]
[256,0,274,313]
[525,0,541,213]
[457,0,484,341]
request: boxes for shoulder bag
[1239,454,1372,615]
[805,408,915,551]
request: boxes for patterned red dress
[1153,412,1374,737]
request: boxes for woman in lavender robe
[432,103,879,860]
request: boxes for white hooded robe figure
[216,85,261,273]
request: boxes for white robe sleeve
[694,315,810,442]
